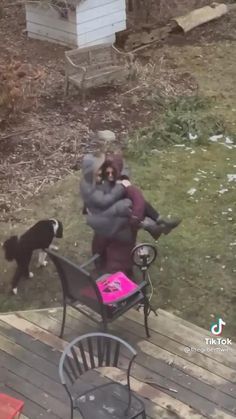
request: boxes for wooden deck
[0,307,235,419]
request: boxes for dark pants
[92,228,138,278]
[92,234,109,273]
[145,201,159,220]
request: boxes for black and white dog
[3,219,63,295]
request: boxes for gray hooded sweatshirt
[80,154,133,240]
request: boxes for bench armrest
[112,44,134,63]
[65,54,86,73]
[102,280,148,305]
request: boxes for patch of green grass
[131,143,236,339]
[0,142,235,339]
[126,95,234,161]
[0,173,91,312]
[164,42,236,130]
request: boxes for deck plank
[1,307,236,418]
[0,319,61,365]
[0,381,60,419]
[45,307,236,392]
[0,333,59,382]
[1,313,207,419]
[117,313,236,392]
[0,349,68,403]
[3,368,68,419]
[125,310,236,368]
[0,315,177,419]
[7,311,236,418]
[158,309,236,348]
[37,309,236,418]
[65,307,236,388]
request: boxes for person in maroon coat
[102,152,181,240]
[98,152,180,276]
[81,152,181,277]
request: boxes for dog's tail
[3,235,18,261]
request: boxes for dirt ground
[0,0,194,221]
[1,1,236,221]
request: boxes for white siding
[76,0,126,48]
[77,0,124,23]
[82,34,115,47]
[78,0,125,12]
[25,0,127,48]
[25,3,77,46]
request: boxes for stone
[97,130,116,142]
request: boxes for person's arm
[100,198,132,217]
[87,183,126,209]
[144,201,160,220]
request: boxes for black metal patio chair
[59,332,147,419]
[46,249,151,339]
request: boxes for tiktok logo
[210,318,226,336]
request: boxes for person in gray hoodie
[80,152,134,240]
[80,152,142,275]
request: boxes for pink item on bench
[97,271,138,304]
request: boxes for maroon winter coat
[105,153,146,225]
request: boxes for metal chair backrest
[59,332,137,389]
[46,249,103,314]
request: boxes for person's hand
[121,179,131,187]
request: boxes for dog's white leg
[37,250,48,267]
[12,287,18,295]
[29,272,34,278]
[49,244,59,251]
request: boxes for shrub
[0,59,45,126]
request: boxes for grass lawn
[0,41,235,340]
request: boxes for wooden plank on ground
[13,308,236,417]
[158,309,236,345]
[15,307,236,385]
[64,307,236,389]
[0,320,61,366]
[0,315,176,419]
[2,368,68,419]
[125,310,236,368]
[113,314,236,391]
[15,312,236,418]
[0,381,60,419]
[1,313,207,419]
[0,333,59,383]
[54,309,236,418]
[0,349,68,404]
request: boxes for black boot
[142,223,166,241]
[158,218,182,235]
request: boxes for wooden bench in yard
[64,43,134,99]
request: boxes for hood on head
[104,153,124,179]
[81,153,105,184]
